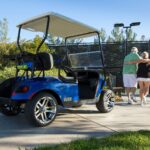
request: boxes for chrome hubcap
[103,90,114,110]
[34,96,57,124]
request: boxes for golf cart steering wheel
[62,66,76,78]
[58,66,77,83]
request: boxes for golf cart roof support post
[64,38,68,54]
[96,31,105,68]
[64,37,70,67]
[96,31,106,89]
[17,25,23,52]
[36,15,50,53]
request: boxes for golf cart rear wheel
[25,92,58,127]
[0,104,21,116]
[96,90,115,113]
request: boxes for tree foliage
[94,28,107,43]
[110,27,124,42]
[106,36,114,42]
[0,35,54,69]
[99,28,107,42]
[126,28,137,41]
[140,35,146,41]
[110,27,137,42]
[0,18,9,43]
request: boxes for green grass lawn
[34,130,150,150]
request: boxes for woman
[136,52,150,106]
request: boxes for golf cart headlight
[16,85,30,93]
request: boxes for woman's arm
[125,59,150,65]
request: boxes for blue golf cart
[0,12,115,127]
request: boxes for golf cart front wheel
[96,90,115,113]
[25,92,58,127]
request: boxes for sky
[0,0,150,42]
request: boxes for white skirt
[137,78,150,82]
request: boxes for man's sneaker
[128,99,134,104]
[131,95,137,102]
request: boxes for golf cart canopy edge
[17,12,100,38]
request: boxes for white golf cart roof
[17,12,99,38]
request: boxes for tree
[106,36,114,42]
[99,28,107,42]
[126,28,137,41]
[94,28,107,43]
[110,27,124,42]
[18,35,51,54]
[108,27,137,42]
[0,18,9,43]
[47,34,57,44]
[0,42,18,68]
[33,35,49,51]
[0,18,10,68]
[140,35,146,41]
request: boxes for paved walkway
[0,96,150,150]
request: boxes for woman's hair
[141,51,149,59]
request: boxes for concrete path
[0,97,150,150]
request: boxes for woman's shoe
[143,96,147,104]
[141,100,144,107]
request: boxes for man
[123,47,141,104]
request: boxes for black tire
[25,92,58,127]
[96,90,115,113]
[0,104,21,116]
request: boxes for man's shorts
[123,74,137,88]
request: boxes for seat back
[16,52,54,74]
[35,52,53,70]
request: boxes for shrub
[0,67,59,83]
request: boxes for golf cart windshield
[66,35,103,68]
[69,51,102,68]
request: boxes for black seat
[17,52,53,71]
[16,52,54,78]
[35,52,53,70]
